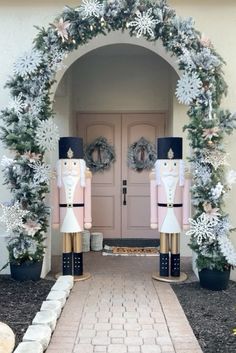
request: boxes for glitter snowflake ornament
[128,9,160,38]
[218,235,236,267]
[9,93,26,116]
[35,118,59,152]
[13,49,43,78]
[30,161,51,185]
[77,0,104,19]
[176,72,202,105]
[186,213,218,247]
[204,150,229,170]
[0,201,29,232]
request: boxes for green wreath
[84,137,116,173]
[127,137,156,172]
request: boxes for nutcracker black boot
[171,253,180,277]
[62,252,73,275]
[73,252,83,276]
[160,253,169,276]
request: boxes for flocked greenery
[0,0,236,270]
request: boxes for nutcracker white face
[61,159,81,177]
[159,159,180,178]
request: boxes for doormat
[102,245,159,256]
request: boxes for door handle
[123,187,127,206]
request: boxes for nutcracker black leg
[160,232,169,276]
[62,233,73,275]
[171,233,180,277]
[73,232,83,276]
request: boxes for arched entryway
[54,43,179,239]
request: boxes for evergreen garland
[0,0,235,270]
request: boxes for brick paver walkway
[46,253,202,353]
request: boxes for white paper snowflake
[186,213,218,246]
[9,93,26,116]
[30,161,51,185]
[218,235,236,267]
[176,72,202,105]
[35,118,59,152]
[128,9,160,38]
[204,150,229,170]
[0,201,29,232]
[1,156,14,169]
[13,49,43,78]
[77,0,104,19]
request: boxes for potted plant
[0,152,51,281]
[185,112,236,290]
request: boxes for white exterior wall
[0,0,236,278]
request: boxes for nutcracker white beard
[56,159,86,188]
[155,159,185,186]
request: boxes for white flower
[211,182,224,200]
[35,118,59,152]
[30,161,51,185]
[9,93,26,116]
[128,9,160,38]
[77,0,104,19]
[13,49,43,78]
[1,156,14,169]
[0,201,29,232]
[186,213,218,246]
[176,72,202,105]
[226,170,236,187]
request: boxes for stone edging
[13,275,74,353]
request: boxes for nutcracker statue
[52,137,92,279]
[150,137,191,282]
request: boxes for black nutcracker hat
[59,137,84,159]
[157,137,182,160]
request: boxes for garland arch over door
[1,0,236,265]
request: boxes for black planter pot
[10,261,43,281]
[198,268,230,291]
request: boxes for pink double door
[77,112,166,239]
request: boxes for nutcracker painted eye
[164,162,167,166]
[74,162,77,165]
[174,162,177,166]
[64,162,67,165]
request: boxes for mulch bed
[0,275,54,347]
[171,281,236,353]
[1,273,236,352]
